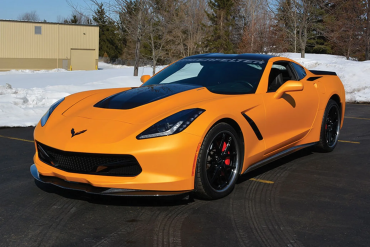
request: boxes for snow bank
[0,63,163,127]
[0,55,369,127]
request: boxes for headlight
[137,108,205,139]
[41,98,65,127]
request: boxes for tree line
[20,0,370,75]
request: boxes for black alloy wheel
[326,104,340,147]
[194,123,241,200]
[315,99,341,152]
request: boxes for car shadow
[237,147,314,184]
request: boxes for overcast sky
[0,0,95,22]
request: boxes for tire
[314,99,341,152]
[194,123,242,200]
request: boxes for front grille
[37,142,142,176]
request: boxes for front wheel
[314,99,341,152]
[194,123,242,200]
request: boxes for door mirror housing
[140,75,151,84]
[274,81,304,99]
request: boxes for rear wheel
[315,99,340,152]
[194,123,242,200]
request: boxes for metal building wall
[58,25,99,59]
[0,21,58,58]
[0,20,99,71]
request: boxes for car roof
[187,53,276,61]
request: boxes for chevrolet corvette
[31,54,345,199]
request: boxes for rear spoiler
[310,70,337,76]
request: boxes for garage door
[71,49,95,71]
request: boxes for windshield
[142,58,267,94]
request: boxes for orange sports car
[31,54,345,199]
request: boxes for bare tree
[297,0,309,58]
[163,0,208,59]
[324,0,364,60]
[272,0,299,53]
[145,0,172,75]
[18,11,40,22]
[183,0,208,56]
[238,0,262,53]
[237,0,282,54]
[243,0,261,52]
[114,0,150,76]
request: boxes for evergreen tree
[93,3,124,60]
[205,0,236,53]
[305,2,331,54]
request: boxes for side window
[291,63,307,80]
[267,62,296,92]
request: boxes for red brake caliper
[222,142,231,166]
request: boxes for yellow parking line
[250,178,274,184]
[345,117,370,121]
[0,135,34,143]
[338,140,360,144]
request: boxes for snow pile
[283,53,370,102]
[0,55,369,127]
[0,64,163,127]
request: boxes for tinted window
[143,58,267,95]
[291,63,307,80]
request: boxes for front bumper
[31,164,191,197]
[34,115,204,192]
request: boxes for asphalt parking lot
[0,103,369,247]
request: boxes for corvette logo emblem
[71,128,87,138]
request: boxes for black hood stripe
[94,84,202,110]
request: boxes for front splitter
[30,164,192,197]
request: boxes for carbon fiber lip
[30,164,191,197]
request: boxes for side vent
[241,113,263,140]
[310,70,337,76]
[307,76,322,81]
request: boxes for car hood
[62,84,226,124]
